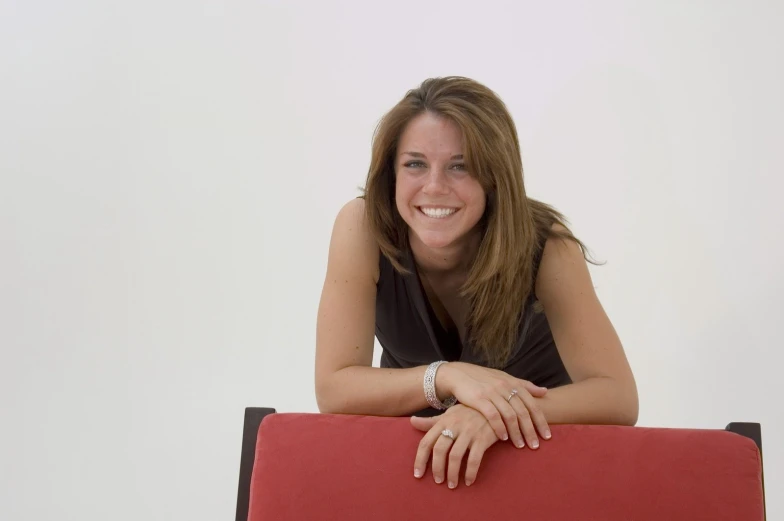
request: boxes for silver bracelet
[423,361,458,410]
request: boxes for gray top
[375,245,571,415]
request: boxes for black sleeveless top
[375,246,571,414]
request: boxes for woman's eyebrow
[401,152,463,159]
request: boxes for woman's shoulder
[534,223,591,302]
[536,223,584,268]
[328,197,381,284]
[334,197,374,239]
[337,196,368,222]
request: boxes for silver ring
[441,428,455,440]
[506,389,518,402]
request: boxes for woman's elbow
[317,401,337,414]
[316,395,343,415]
[620,381,639,426]
[622,402,639,426]
[602,375,638,425]
[315,381,334,413]
[315,374,346,414]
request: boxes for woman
[315,76,638,490]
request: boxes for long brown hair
[363,76,593,367]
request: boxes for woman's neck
[409,228,482,278]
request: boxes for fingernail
[544,430,552,439]
[414,469,422,478]
[465,480,473,487]
[532,440,540,449]
[435,476,443,484]
[515,439,524,448]
[448,481,456,489]
[502,434,509,441]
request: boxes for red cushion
[248,413,763,521]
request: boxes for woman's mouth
[418,206,458,219]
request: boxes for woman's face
[395,112,486,251]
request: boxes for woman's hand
[437,362,551,449]
[411,404,501,489]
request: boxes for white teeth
[420,207,457,218]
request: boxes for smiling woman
[315,76,638,489]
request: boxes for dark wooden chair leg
[236,407,276,521]
[726,422,765,520]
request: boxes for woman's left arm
[534,226,639,426]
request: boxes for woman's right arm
[315,198,433,416]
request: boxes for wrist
[435,362,456,401]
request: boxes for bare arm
[315,198,434,416]
[532,226,639,425]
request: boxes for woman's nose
[423,168,449,194]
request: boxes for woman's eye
[402,161,467,172]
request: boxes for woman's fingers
[413,426,443,478]
[508,395,539,448]
[409,415,438,433]
[474,401,509,441]
[447,367,551,451]
[411,404,505,489]
[430,433,455,484]
[445,434,471,489]
[490,393,525,449]
[521,380,548,397]
[516,389,552,441]
[464,436,493,487]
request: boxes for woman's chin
[413,231,457,250]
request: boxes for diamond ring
[441,429,455,440]
[507,389,518,402]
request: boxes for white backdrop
[2,1,782,519]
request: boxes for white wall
[2,1,781,519]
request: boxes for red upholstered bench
[236,409,765,521]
